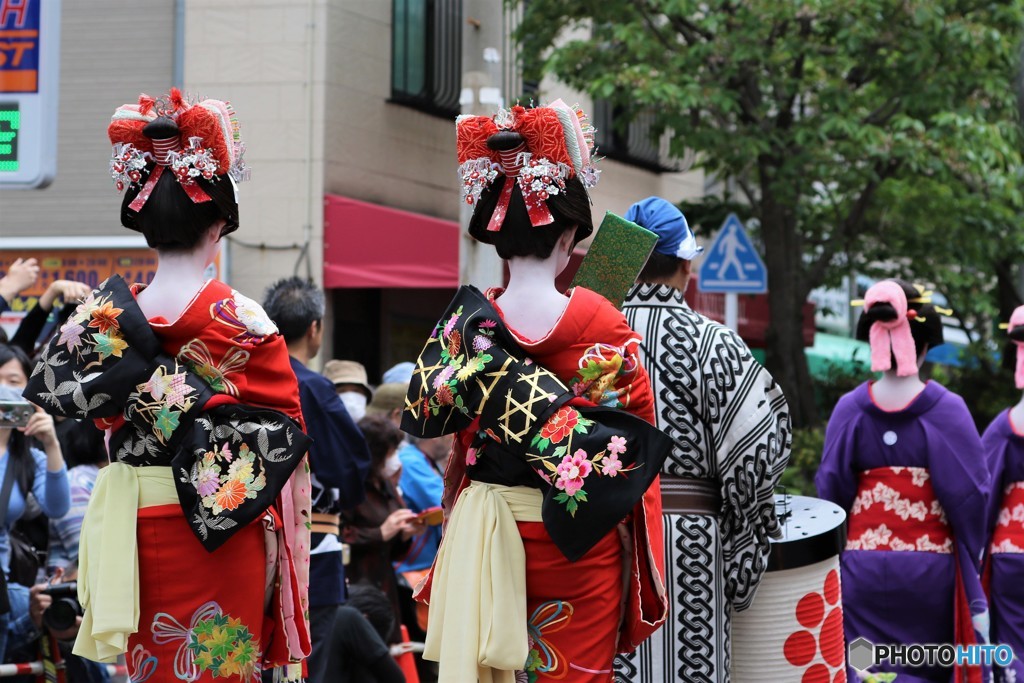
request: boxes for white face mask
[383,452,402,479]
[339,391,367,421]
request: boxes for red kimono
[118,280,311,682]
[426,286,668,680]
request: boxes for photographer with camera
[0,343,71,663]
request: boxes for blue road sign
[698,213,767,294]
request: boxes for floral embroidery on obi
[57,290,129,364]
[569,342,639,408]
[126,363,200,444]
[529,405,639,516]
[992,481,1024,554]
[421,305,497,418]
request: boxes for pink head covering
[864,280,918,376]
[1010,305,1024,389]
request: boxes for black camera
[42,582,82,632]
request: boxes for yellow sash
[73,463,178,663]
[423,481,543,683]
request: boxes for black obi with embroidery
[24,276,311,552]
[402,286,670,562]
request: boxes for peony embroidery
[555,450,592,497]
[538,406,581,445]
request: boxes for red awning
[323,194,460,288]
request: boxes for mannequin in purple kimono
[983,304,1024,682]
[816,279,990,683]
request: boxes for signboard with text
[0,0,60,187]
[0,248,223,338]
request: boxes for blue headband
[624,196,703,260]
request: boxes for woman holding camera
[0,343,70,661]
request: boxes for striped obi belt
[991,481,1024,554]
[846,466,952,553]
[846,466,987,683]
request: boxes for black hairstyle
[261,277,325,344]
[855,279,944,356]
[638,251,685,284]
[467,131,593,259]
[120,117,239,252]
[0,342,30,380]
[0,343,35,495]
[346,582,396,644]
[56,419,107,468]
[1009,324,1024,343]
[357,413,403,475]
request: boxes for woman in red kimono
[25,90,311,682]
[402,102,669,682]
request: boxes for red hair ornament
[107,89,248,212]
[456,100,600,233]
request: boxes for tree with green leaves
[514,0,1024,426]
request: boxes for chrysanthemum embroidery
[194,442,267,515]
[423,305,494,417]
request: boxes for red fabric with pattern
[845,467,953,552]
[130,504,267,683]
[516,107,571,167]
[991,482,1024,552]
[177,106,231,170]
[455,116,499,164]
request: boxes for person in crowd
[23,89,312,681]
[618,197,792,682]
[343,414,423,644]
[46,420,106,575]
[0,343,70,663]
[7,280,91,357]
[394,434,449,576]
[816,279,990,683]
[323,359,374,422]
[402,102,669,682]
[329,583,405,683]
[366,383,409,428]
[0,259,39,318]
[263,277,372,683]
[381,363,414,386]
[983,304,1024,682]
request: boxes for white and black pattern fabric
[616,283,792,683]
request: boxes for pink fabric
[865,281,917,376]
[1011,305,1024,388]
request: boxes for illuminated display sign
[0,0,59,188]
[0,101,16,171]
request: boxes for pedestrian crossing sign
[697,213,767,294]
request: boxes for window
[593,99,677,172]
[391,0,462,118]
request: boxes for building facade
[0,0,703,380]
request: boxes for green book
[570,211,659,309]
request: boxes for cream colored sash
[73,463,177,663]
[424,481,543,683]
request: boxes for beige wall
[0,1,175,237]
[184,0,327,301]
[322,1,459,222]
